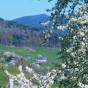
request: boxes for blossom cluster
[5,65,57,88]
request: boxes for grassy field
[0,45,60,87]
[0,45,60,68]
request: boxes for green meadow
[0,45,60,87]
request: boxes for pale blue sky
[0,0,55,20]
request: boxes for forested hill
[13,14,49,29]
[0,18,60,47]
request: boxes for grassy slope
[0,45,59,67]
[0,63,8,87]
[0,45,59,87]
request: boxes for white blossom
[78,82,88,88]
[62,63,66,68]
[79,31,85,36]
[57,25,67,30]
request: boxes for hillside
[13,14,49,29]
[0,45,59,87]
[13,14,68,35]
[0,18,60,47]
[0,18,42,47]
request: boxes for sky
[0,0,55,20]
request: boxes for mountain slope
[0,18,60,47]
[13,14,49,29]
[13,14,68,35]
[0,18,42,47]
